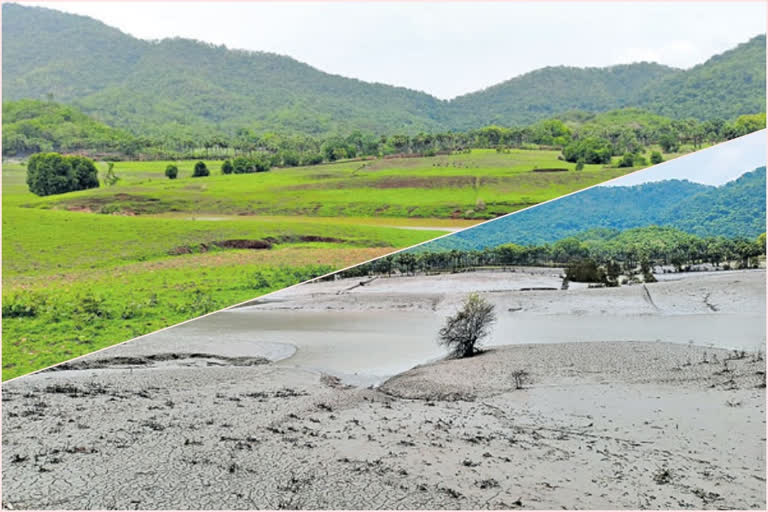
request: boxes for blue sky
[21,1,767,100]
[604,130,767,187]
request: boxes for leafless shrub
[438,293,496,358]
[510,369,530,390]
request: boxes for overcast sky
[20,1,767,99]
[605,129,767,187]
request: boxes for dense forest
[337,226,766,283]
[420,167,767,251]
[3,3,765,139]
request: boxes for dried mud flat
[3,341,765,510]
[2,270,766,509]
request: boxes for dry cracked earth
[2,342,765,510]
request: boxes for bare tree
[438,293,496,358]
[510,369,530,389]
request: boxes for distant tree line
[334,226,766,282]
[5,100,764,168]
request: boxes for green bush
[232,154,271,173]
[2,292,41,318]
[165,164,178,179]
[618,153,635,168]
[221,160,234,175]
[650,151,664,165]
[192,161,209,177]
[26,152,99,196]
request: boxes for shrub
[2,291,41,318]
[618,153,635,168]
[165,164,178,179]
[232,154,271,174]
[574,160,585,171]
[438,293,496,358]
[301,153,324,166]
[221,160,233,175]
[510,369,530,389]
[650,151,664,165]
[26,152,99,196]
[192,161,209,177]
[74,294,111,319]
[565,259,605,283]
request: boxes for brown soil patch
[213,239,273,250]
[168,236,347,256]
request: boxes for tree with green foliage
[25,152,100,196]
[192,161,209,177]
[165,164,178,179]
[221,160,233,175]
[650,151,663,165]
[69,156,100,190]
[562,137,613,164]
[658,132,680,152]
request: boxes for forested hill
[3,3,766,137]
[421,167,767,251]
[1,3,443,137]
[446,63,679,129]
[450,35,767,127]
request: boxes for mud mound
[46,352,270,372]
[380,342,765,402]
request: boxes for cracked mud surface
[3,342,765,510]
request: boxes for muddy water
[131,307,762,386]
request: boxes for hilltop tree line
[334,227,766,283]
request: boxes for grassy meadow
[2,148,666,379]
[24,149,657,218]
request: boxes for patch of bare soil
[169,236,348,255]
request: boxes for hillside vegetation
[3,3,765,138]
[420,166,767,250]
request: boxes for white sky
[605,129,767,187]
[18,1,767,99]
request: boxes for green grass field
[24,149,658,218]
[2,148,673,379]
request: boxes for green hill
[634,35,767,120]
[2,99,139,156]
[446,63,680,129]
[3,3,765,137]
[1,3,443,137]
